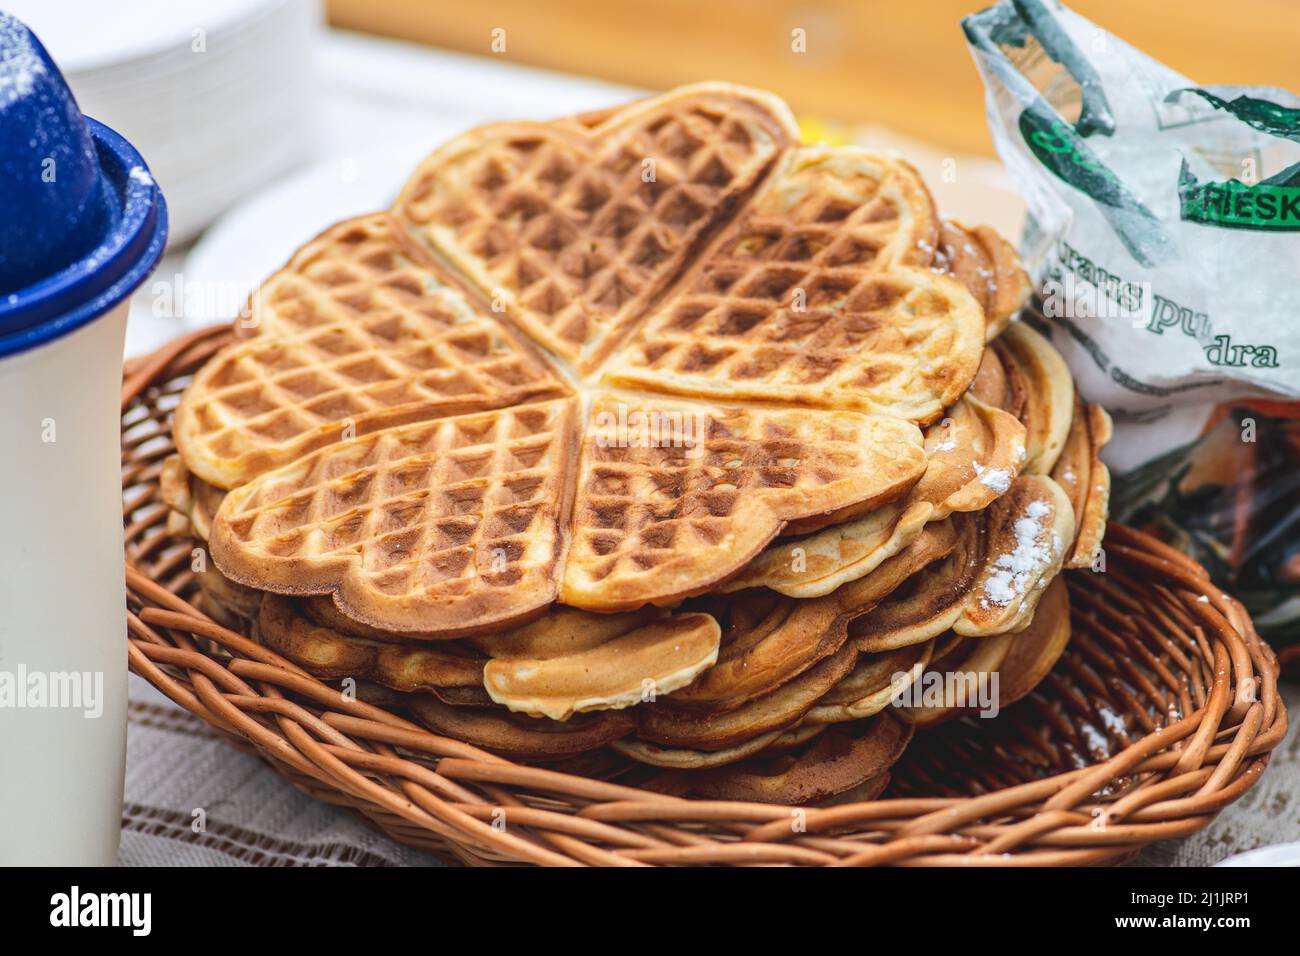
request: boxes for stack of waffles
[160,84,1111,805]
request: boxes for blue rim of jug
[0,117,168,359]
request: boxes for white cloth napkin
[119,675,444,866]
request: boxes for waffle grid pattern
[177,85,1000,625]
[211,399,577,632]
[601,150,982,419]
[564,394,925,608]
[398,91,792,369]
[175,215,564,488]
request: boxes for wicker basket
[122,326,1288,866]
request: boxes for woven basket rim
[121,325,1289,867]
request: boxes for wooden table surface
[327,0,1300,157]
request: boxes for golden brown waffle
[670,520,958,713]
[258,593,720,718]
[968,338,1023,416]
[725,392,1025,597]
[257,595,490,703]
[151,83,1108,801]
[903,395,1027,519]
[168,85,1089,774]
[994,321,1073,476]
[481,613,720,720]
[209,399,580,635]
[852,515,984,652]
[804,640,934,724]
[408,696,635,760]
[603,147,984,421]
[177,85,1056,631]
[898,575,1070,729]
[208,390,929,628]
[1050,396,1112,569]
[934,220,1031,342]
[236,507,956,736]
[709,231,1045,601]
[853,472,1073,647]
[174,214,567,489]
[952,474,1074,636]
[395,83,800,372]
[633,640,859,751]
[159,454,226,542]
[635,592,849,714]
[561,391,926,610]
[648,711,913,804]
[158,454,263,627]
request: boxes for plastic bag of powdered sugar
[963,0,1300,645]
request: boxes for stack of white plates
[8,0,321,244]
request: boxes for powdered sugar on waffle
[974,461,1012,494]
[981,500,1059,608]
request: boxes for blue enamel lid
[0,13,167,358]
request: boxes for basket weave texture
[122,327,1289,866]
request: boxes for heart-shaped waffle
[174,214,568,489]
[396,83,800,372]
[723,392,1025,597]
[182,83,1015,635]
[603,148,984,420]
[207,392,927,629]
[562,391,926,610]
[209,399,580,634]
